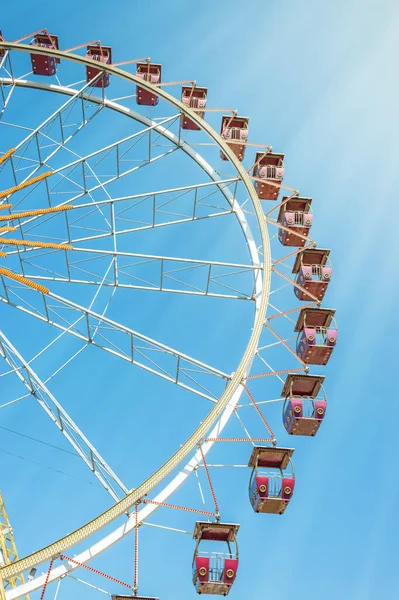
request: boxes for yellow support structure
[0,492,28,599]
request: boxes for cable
[133,504,138,596]
[242,385,276,441]
[60,555,132,590]
[0,447,94,485]
[0,424,79,457]
[199,444,219,519]
[39,559,53,600]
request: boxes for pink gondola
[30,32,60,76]
[181,86,207,130]
[282,373,326,436]
[86,44,112,88]
[292,248,331,302]
[248,446,295,514]
[295,307,337,365]
[220,115,248,161]
[193,522,239,596]
[252,152,284,200]
[136,63,161,106]
[277,196,313,246]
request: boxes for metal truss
[0,329,128,501]
[7,178,248,299]
[0,80,102,188]
[1,103,181,209]
[0,78,248,303]
[0,76,238,224]
[0,284,229,401]
[3,378,246,600]
[0,71,254,418]
[17,178,238,243]
[0,54,16,120]
[18,248,260,300]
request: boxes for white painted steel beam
[0,288,230,401]
[0,330,128,501]
[0,42,269,589]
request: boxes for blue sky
[0,0,398,599]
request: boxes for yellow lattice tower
[0,491,29,599]
[0,148,74,294]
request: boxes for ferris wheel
[0,29,337,600]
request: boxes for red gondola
[193,522,239,596]
[292,248,331,301]
[30,32,60,77]
[282,373,326,436]
[252,152,284,200]
[220,115,248,162]
[136,63,161,106]
[181,86,207,130]
[277,196,313,246]
[295,307,337,365]
[248,446,295,514]
[86,44,112,87]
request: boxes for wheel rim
[0,40,271,589]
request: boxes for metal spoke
[12,170,237,245]
[20,248,260,300]
[0,284,230,401]
[0,76,240,212]
[0,329,128,501]
[2,75,106,187]
[0,78,255,314]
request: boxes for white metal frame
[0,41,271,595]
[0,330,128,501]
